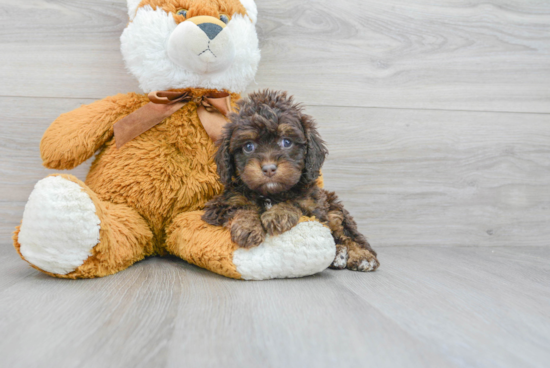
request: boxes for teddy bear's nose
[197,23,223,40]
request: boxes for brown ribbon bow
[114,90,232,149]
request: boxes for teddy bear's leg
[165,211,336,280]
[13,174,154,279]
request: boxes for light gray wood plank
[0,248,457,368]
[0,0,140,97]
[255,0,550,113]
[0,246,548,368]
[1,0,549,112]
[0,251,35,294]
[160,268,456,368]
[337,246,550,368]
[2,97,550,246]
[311,105,550,247]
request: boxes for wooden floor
[1,0,550,367]
[0,245,549,368]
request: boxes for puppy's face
[231,120,307,195]
[216,90,327,196]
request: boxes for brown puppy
[202,90,379,272]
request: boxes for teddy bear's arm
[40,94,140,170]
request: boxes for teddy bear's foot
[16,175,101,275]
[233,219,336,280]
[166,213,336,280]
[14,175,153,278]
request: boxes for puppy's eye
[220,14,229,24]
[243,142,256,153]
[176,9,188,17]
[280,138,293,148]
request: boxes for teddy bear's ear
[127,0,142,21]
[240,0,258,24]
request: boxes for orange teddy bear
[13,0,338,280]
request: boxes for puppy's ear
[301,114,328,184]
[215,123,236,186]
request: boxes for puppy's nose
[262,164,278,177]
[197,23,223,40]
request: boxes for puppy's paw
[261,204,301,236]
[329,246,349,269]
[347,246,379,272]
[230,217,266,248]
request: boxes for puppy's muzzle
[262,163,278,177]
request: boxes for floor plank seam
[2,95,549,116]
[0,95,100,101]
[303,103,550,116]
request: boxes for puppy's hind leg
[325,191,379,272]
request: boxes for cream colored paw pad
[233,221,336,281]
[19,176,101,275]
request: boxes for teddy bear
[13,0,341,281]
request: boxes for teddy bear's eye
[220,14,229,24]
[243,142,256,153]
[176,9,188,17]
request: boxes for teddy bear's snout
[166,15,235,75]
[197,23,223,40]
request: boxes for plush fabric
[13,0,336,280]
[165,211,242,279]
[233,218,336,281]
[122,0,260,93]
[18,176,101,275]
[15,174,154,279]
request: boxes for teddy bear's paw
[347,247,380,272]
[18,176,101,275]
[232,220,336,280]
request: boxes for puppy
[202,90,379,272]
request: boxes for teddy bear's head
[121,0,260,93]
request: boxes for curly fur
[203,90,379,271]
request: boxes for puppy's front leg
[231,210,266,248]
[261,203,302,236]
